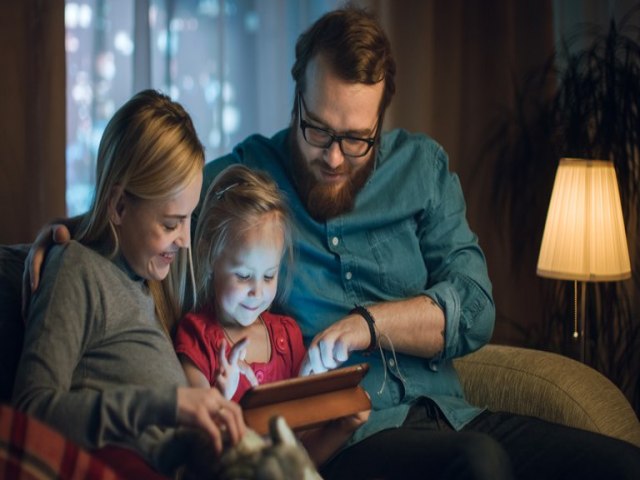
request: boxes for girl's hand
[176,386,246,454]
[215,338,258,399]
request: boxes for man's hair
[291,7,396,118]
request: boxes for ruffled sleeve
[174,312,225,384]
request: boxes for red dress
[174,309,306,402]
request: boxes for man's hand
[327,409,370,434]
[177,386,246,454]
[21,224,71,316]
[215,338,258,399]
[300,297,447,374]
[298,408,371,466]
[298,313,370,376]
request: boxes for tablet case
[240,363,371,435]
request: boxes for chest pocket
[366,219,427,297]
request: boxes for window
[65,0,337,215]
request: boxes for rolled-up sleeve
[419,146,495,362]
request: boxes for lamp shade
[537,158,631,281]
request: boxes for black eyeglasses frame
[297,92,379,158]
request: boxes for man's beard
[289,132,375,221]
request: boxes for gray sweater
[12,240,188,472]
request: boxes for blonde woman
[12,90,245,477]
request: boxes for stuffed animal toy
[178,416,322,480]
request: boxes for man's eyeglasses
[297,92,379,158]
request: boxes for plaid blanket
[0,403,119,479]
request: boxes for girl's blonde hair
[194,164,294,311]
[77,89,205,334]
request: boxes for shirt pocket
[366,219,427,297]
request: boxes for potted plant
[484,9,640,413]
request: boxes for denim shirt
[202,128,495,445]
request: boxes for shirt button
[389,358,396,368]
[345,271,352,280]
[331,236,339,246]
[276,336,287,352]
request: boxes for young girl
[175,164,303,399]
[174,164,368,466]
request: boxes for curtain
[65,0,339,216]
[0,0,66,245]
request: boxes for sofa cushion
[0,244,28,403]
[454,344,640,447]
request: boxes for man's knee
[446,433,513,480]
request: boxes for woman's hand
[176,386,246,454]
[215,338,258,399]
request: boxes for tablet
[240,363,369,408]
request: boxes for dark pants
[320,399,640,480]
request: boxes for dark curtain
[0,0,66,245]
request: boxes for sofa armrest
[453,344,640,447]
[0,244,29,403]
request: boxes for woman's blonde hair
[194,164,294,311]
[77,89,205,334]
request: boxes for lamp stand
[572,280,587,363]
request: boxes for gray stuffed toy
[178,416,322,480]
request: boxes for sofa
[1,243,639,478]
[454,344,640,447]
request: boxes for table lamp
[536,158,631,362]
